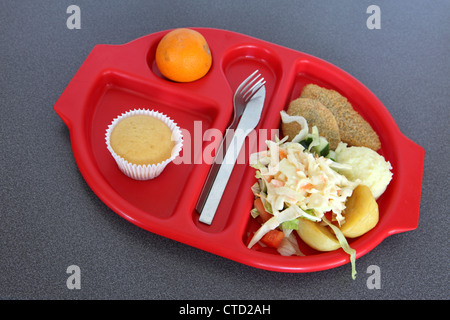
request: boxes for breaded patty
[282,98,341,150]
[300,84,381,151]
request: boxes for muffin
[105,109,183,180]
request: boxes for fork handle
[198,128,250,225]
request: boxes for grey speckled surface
[0,0,448,300]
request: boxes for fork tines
[238,71,265,102]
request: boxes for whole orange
[155,28,212,82]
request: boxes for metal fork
[198,71,266,225]
[196,71,266,216]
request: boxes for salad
[247,111,392,279]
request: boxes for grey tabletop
[1,0,448,300]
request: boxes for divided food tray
[54,28,425,273]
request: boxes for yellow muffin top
[110,115,175,165]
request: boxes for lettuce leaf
[323,217,357,280]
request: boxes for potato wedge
[340,185,379,238]
[297,218,340,251]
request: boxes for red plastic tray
[54,28,425,273]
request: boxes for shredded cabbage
[308,126,320,152]
[279,111,308,142]
[277,233,305,256]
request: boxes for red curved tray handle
[382,133,425,236]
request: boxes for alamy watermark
[366,264,381,289]
[66,5,81,29]
[66,265,81,289]
[366,5,381,30]
[66,5,381,31]
[65,264,380,290]
[172,122,280,166]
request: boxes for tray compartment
[222,44,283,89]
[287,58,401,220]
[241,56,401,258]
[222,44,288,134]
[190,44,286,234]
[86,70,222,220]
